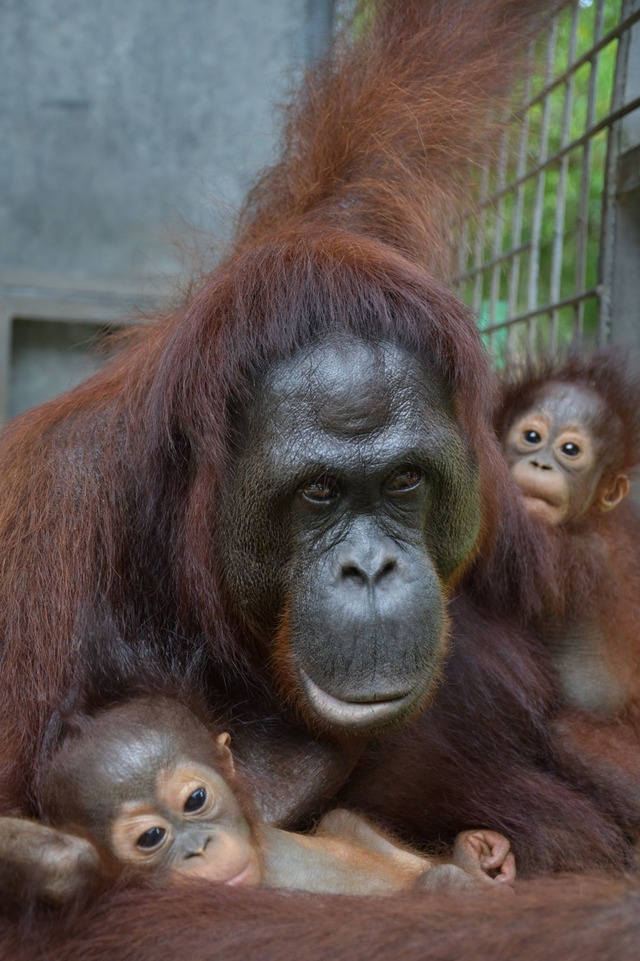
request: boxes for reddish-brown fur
[0,0,546,815]
[492,352,640,650]
[4,1,640,957]
[343,594,634,876]
[495,353,640,838]
[4,877,640,961]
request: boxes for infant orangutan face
[43,701,263,888]
[109,758,261,887]
[504,383,629,526]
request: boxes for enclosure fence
[455,0,640,361]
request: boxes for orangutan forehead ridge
[239,337,456,450]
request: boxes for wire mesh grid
[454,0,640,362]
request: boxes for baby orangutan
[2,697,514,905]
[500,369,631,527]
[495,352,640,847]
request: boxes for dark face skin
[504,382,629,526]
[43,700,262,886]
[222,337,481,732]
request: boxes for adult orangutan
[2,1,640,958]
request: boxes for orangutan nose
[185,833,212,858]
[340,555,398,587]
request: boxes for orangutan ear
[599,474,630,512]
[215,732,234,775]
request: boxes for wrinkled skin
[504,383,629,526]
[222,337,481,734]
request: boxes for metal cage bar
[455,0,640,361]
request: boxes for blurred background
[1,0,638,420]
[0,0,338,420]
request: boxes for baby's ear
[215,732,234,775]
[599,473,630,512]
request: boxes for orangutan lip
[521,491,560,509]
[225,862,256,888]
[299,669,415,729]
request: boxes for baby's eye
[136,826,166,850]
[560,442,580,457]
[184,787,207,813]
[523,429,541,444]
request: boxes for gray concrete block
[0,0,334,417]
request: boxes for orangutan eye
[136,826,166,850]
[184,787,207,813]
[560,442,580,457]
[523,430,541,445]
[301,474,340,504]
[386,466,423,494]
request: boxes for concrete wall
[0,0,334,419]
